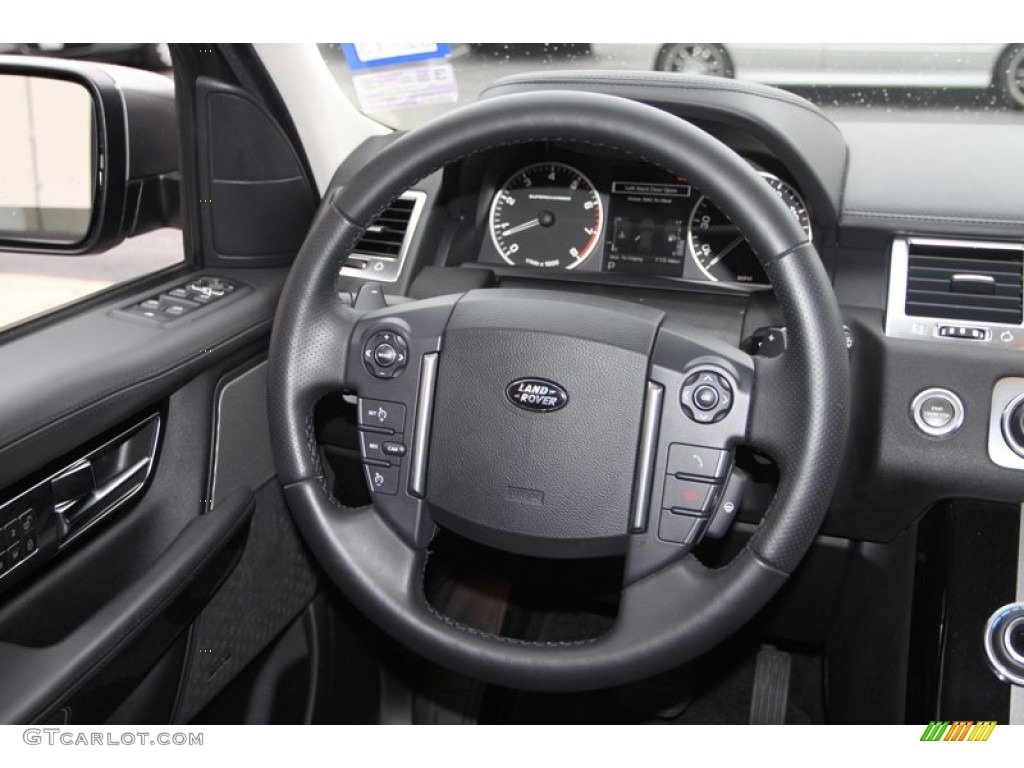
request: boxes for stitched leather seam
[843,210,1024,226]
[419,558,599,648]
[761,240,812,269]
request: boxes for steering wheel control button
[667,444,729,481]
[363,331,409,379]
[360,432,399,464]
[680,370,734,424]
[358,399,406,434]
[693,385,719,410]
[658,510,707,547]
[911,387,964,438]
[383,441,407,458]
[364,464,400,496]
[373,343,398,367]
[663,476,719,514]
[706,468,750,539]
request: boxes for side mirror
[0,57,179,255]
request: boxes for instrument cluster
[478,154,812,285]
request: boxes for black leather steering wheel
[267,91,849,692]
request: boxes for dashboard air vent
[352,196,419,259]
[339,190,425,283]
[905,240,1023,325]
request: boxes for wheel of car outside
[266,90,850,692]
[655,43,734,77]
[995,44,1024,110]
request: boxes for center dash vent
[340,191,426,283]
[905,240,1023,325]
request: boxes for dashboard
[325,69,1024,722]
[476,153,811,284]
[336,70,1024,546]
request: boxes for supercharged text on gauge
[489,162,604,269]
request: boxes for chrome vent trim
[339,190,427,283]
[885,237,1024,350]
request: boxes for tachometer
[489,163,603,269]
[687,173,811,283]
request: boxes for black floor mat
[481,639,827,724]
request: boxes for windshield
[320,43,1024,129]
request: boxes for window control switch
[117,277,242,325]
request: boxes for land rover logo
[506,378,568,413]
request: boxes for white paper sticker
[351,62,459,113]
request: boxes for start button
[911,388,964,438]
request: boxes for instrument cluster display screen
[603,180,692,277]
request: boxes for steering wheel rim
[267,90,850,691]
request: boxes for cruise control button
[359,431,392,463]
[22,533,37,556]
[358,399,406,433]
[663,476,719,514]
[18,511,34,533]
[383,441,407,458]
[364,464,400,495]
[3,521,18,546]
[667,444,729,480]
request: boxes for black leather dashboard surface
[840,122,1024,240]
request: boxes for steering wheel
[267,91,849,692]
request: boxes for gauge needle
[502,218,541,237]
[705,235,745,269]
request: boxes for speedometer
[687,173,811,283]
[489,163,603,269]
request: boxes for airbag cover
[426,290,662,557]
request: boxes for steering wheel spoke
[342,294,462,547]
[624,322,755,582]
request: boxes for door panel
[0,44,335,726]
[0,268,285,490]
[0,267,306,722]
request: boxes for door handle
[56,456,152,536]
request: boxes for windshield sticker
[351,62,458,114]
[341,43,452,71]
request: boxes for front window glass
[319,43,1024,129]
